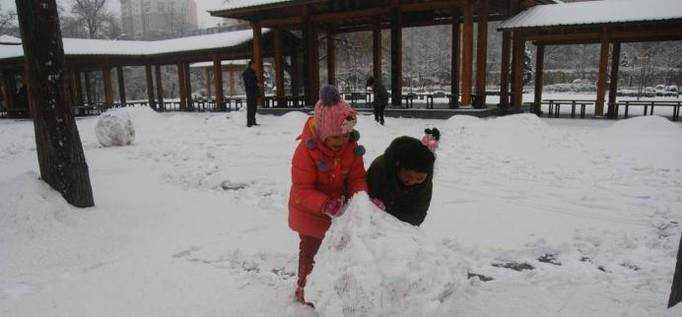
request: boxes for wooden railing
[542,99,681,121]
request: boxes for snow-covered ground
[1,108,681,316]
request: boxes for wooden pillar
[534,44,545,115]
[291,53,300,98]
[102,66,113,108]
[251,22,264,106]
[499,31,511,110]
[116,66,126,105]
[184,63,193,111]
[461,0,474,106]
[15,0,94,207]
[228,70,236,97]
[390,7,402,108]
[213,57,224,111]
[145,65,155,110]
[205,67,211,99]
[177,63,187,111]
[154,65,164,111]
[373,25,382,83]
[84,71,93,105]
[1,71,16,111]
[511,31,525,110]
[451,9,461,108]
[273,29,285,107]
[73,69,83,106]
[608,42,621,119]
[326,27,336,85]
[303,22,319,106]
[474,0,489,108]
[595,28,610,117]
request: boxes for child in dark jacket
[366,129,439,226]
[288,85,368,307]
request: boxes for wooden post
[1,71,16,112]
[291,53,300,98]
[228,70,236,97]
[73,69,83,106]
[205,67,211,99]
[273,29,285,107]
[327,27,336,86]
[451,9,461,108]
[461,0,474,106]
[154,65,164,111]
[15,0,93,207]
[595,28,610,117]
[102,66,113,108]
[511,31,525,110]
[251,22,264,106]
[184,63,193,111]
[116,66,126,105]
[390,7,402,108]
[499,31,511,111]
[373,24,382,83]
[213,57,224,110]
[145,65,155,110]
[177,62,187,111]
[608,42,621,119]
[303,22,319,106]
[474,0,488,108]
[534,44,545,115]
[84,71,92,105]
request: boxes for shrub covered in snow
[95,109,135,147]
[308,194,466,316]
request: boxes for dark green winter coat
[367,136,434,226]
[372,81,389,110]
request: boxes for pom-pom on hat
[314,85,357,141]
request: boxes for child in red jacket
[288,85,368,307]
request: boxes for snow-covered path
[1,109,680,316]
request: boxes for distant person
[367,128,440,226]
[367,76,388,125]
[242,60,260,127]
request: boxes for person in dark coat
[242,60,260,127]
[367,76,388,125]
[367,132,439,226]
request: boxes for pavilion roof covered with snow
[496,0,682,118]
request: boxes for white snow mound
[607,115,682,136]
[308,194,465,316]
[95,109,135,147]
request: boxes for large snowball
[95,109,135,147]
[307,194,465,316]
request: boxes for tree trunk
[15,0,94,207]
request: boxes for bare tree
[15,0,95,207]
[71,0,111,39]
[0,5,17,35]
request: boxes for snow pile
[606,115,682,136]
[95,109,135,147]
[308,194,466,316]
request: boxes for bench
[544,99,593,118]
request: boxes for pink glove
[371,198,385,210]
[322,197,346,217]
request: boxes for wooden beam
[390,7,402,108]
[177,63,187,111]
[373,24,382,83]
[474,0,489,108]
[154,65,164,111]
[103,66,113,108]
[608,42,621,119]
[499,30,511,110]
[534,44,544,115]
[213,57,224,110]
[326,27,336,86]
[145,65,155,110]
[251,22,264,107]
[460,0,474,106]
[511,31,524,110]
[595,29,610,117]
[116,66,126,105]
[451,8,461,108]
[273,29,285,106]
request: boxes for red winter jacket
[288,117,368,239]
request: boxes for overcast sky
[1,0,228,27]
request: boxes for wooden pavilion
[210,0,557,109]
[498,0,682,117]
[0,29,299,117]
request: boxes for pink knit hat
[314,85,357,141]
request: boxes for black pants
[373,106,385,125]
[246,95,257,126]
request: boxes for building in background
[120,0,199,39]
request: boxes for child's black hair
[387,137,435,175]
